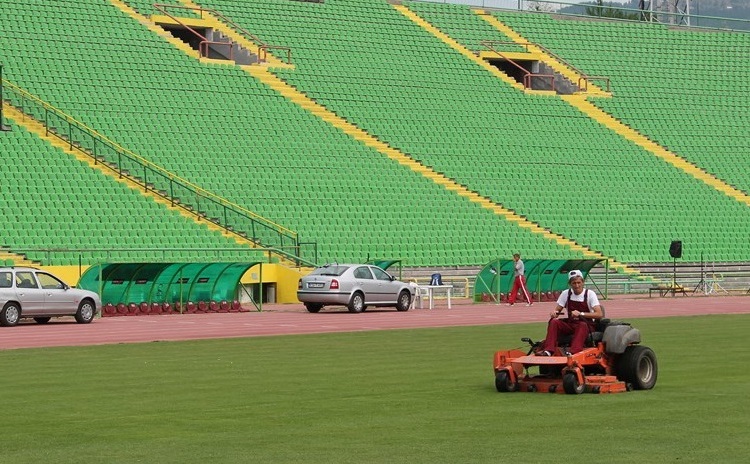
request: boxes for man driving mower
[493,269,657,394]
[536,270,603,356]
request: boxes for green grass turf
[0,314,748,463]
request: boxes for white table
[415,285,452,309]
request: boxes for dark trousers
[542,318,593,354]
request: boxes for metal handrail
[152,4,236,61]
[530,42,611,92]
[523,73,556,92]
[199,39,235,61]
[154,3,220,59]
[153,3,292,64]
[259,45,293,65]
[479,40,556,92]
[16,247,317,270]
[1,79,316,266]
[480,40,611,92]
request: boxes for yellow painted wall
[36,263,310,304]
[240,263,313,303]
[40,265,90,287]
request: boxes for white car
[297,264,413,313]
[0,267,101,326]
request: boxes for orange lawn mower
[493,318,658,394]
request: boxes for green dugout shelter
[474,259,605,303]
[79,262,260,306]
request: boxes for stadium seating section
[491,9,750,195]
[1,0,749,266]
[0,121,259,264]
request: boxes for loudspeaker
[669,240,682,259]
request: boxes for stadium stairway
[112,0,294,70]
[473,10,611,97]
[0,253,35,267]
[179,0,293,69]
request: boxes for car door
[14,270,45,315]
[37,272,76,315]
[0,270,14,307]
[352,266,378,303]
[371,266,400,303]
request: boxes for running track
[1,295,748,350]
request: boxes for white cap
[568,270,584,281]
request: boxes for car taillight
[330,279,339,290]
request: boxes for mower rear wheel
[562,372,585,394]
[616,345,658,390]
[495,371,517,392]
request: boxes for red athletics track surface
[1,295,748,350]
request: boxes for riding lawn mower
[493,318,658,394]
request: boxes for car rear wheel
[305,303,322,313]
[348,292,365,313]
[75,300,96,324]
[34,317,51,324]
[616,345,658,390]
[1,302,21,327]
[396,291,411,311]
[563,372,585,394]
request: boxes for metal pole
[496,262,501,304]
[1,63,12,132]
[650,0,655,22]
[605,259,609,300]
[259,263,263,312]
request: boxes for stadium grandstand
[2,0,750,303]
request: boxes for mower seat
[590,318,634,344]
[590,318,611,343]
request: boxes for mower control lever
[521,337,533,345]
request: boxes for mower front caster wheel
[495,371,518,392]
[563,372,585,395]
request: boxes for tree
[527,1,555,13]
[585,0,640,20]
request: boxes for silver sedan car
[297,264,413,313]
[0,267,101,326]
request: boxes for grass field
[1,314,748,463]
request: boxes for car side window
[0,272,11,288]
[37,273,66,290]
[371,267,392,281]
[16,271,39,289]
[353,266,374,279]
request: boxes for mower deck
[494,345,630,394]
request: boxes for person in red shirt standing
[536,270,604,355]
[507,253,532,306]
